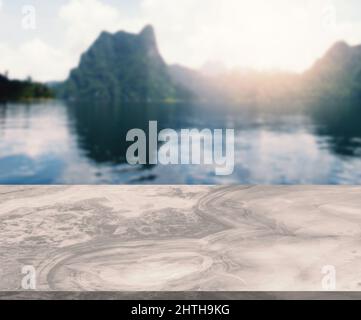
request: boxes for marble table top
[1,185,361,294]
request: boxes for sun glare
[148,0,343,72]
[205,1,337,71]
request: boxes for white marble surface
[1,185,361,292]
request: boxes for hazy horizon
[1,0,361,82]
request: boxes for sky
[1,0,361,81]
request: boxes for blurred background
[0,0,361,184]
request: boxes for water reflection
[0,99,360,184]
[67,101,196,165]
[310,96,361,157]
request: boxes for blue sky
[1,0,361,81]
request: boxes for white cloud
[0,39,72,81]
[138,0,318,69]
[58,0,144,65]
[139,0,361,71]
[59,0,122,56]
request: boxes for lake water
[1,100,361,184]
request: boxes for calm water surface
[0,100,361,184]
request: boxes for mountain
[304,41,361,99]
[296,41,361,156]
[60,25,191,103]
[0,74,53,101]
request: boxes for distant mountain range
[1,24,361,105]
[171,41,361,109]
[59,25,305,105]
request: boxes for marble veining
[1,185,361,291]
